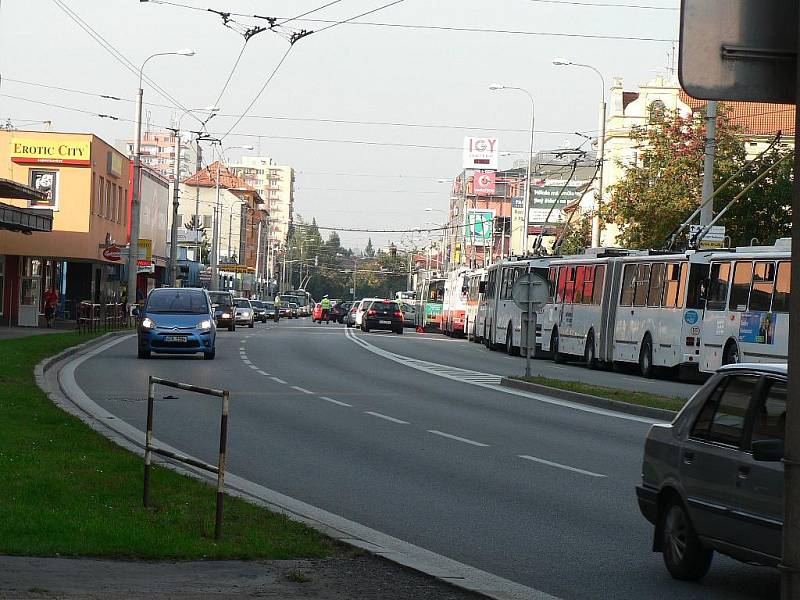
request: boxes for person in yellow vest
[273,295,282,322]
[320,295,332,323]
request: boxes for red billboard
[474,171,496,196]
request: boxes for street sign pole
[512,273,548,379]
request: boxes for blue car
[136,288,216,360]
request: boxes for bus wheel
[506,323,518,356]
[722,341,740,366]
[552,329,566,364]
[639,336,654,378]
[584,332,597,370]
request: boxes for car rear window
[147,290,208,314]
[234,299,251,308]
[371,301,399,311]
[208,292,233,306]
[250,301,263,308]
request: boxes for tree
[557,212,593,256]
[184,215,210,264]
[364,237,375,257]
[607,106,792,249]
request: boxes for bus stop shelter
[0,178,53,234]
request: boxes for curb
[36,334,553,600]
[500,378,677,421]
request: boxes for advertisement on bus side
[738,311,775,345]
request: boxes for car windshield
[234,299,251,308]
[146,290,208,314]
[250,301,263,308]
[208,292,232,307]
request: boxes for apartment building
[115,129,198,182]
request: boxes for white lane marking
[239,346,246,351]
[270,377,287,384]
[291,386,314,395]
[243,359,253,365]
[256,370,271,376]
[248,364,259,370]
[344,327,661,425]
[365,411,408,424]
[319,396,352,407]
[427,429,489,447]
[518,454,606,478]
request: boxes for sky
[0,0,679,250]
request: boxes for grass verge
[0,332,335,560]
[512,375,686,412]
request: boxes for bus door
[614,262,650,362]
[598,259,621,363]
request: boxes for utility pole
[127,86,143,306]
[254,219,263,297]
[593,97,607,247]
[168,130,181,286]
[700,100,717,227]
[194,140,202,265]
[210,149,221,291]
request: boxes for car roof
[718,363,787,377]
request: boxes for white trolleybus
[464,268,486,341]
[698,238,790,372]
[539,248,712,376]
[475,257,556,355]
[441,268,470,337]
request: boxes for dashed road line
[319,396,352,407]
[518,454,606,478]
[270,377,287,384]
[248,364,259,370]
[256,370,271,376]
[291,386,314,395]
[365,411,409,424]
[427,430,489,447]
[243,359,253,365]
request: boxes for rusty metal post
[143,376,155,508]
[214,390,230,540]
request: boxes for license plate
[379,320,391,325]
[164,335,186,342]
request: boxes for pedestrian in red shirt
[43,287,58,328]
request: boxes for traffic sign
[688,224,726,249]
[511,273,549,312]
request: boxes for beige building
[229,156,294,248]
[598,75,795,245]
[116,130,198,182]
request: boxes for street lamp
[553,58,606,248]
[208,144,254,291]
[127,48,194,306]
[168,106,219,286]
[489,83,535,256]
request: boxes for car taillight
[368,309,377,316]
[394,310,403,318]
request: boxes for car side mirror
[752,438,784,462]
[478,281,487,294]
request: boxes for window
[500,268,510,299]
[548,266,557,301]
[773,261,790,313]
[620,264,636,306]
[122,188,128,225]
[98,177,105,217]
[751,379,786,445]
[691,375,758,446]
[574,266,586,304]
[555,266,568,303]
[706,262,731,311]
[633,263,651,307]
[582,265,595,305]
[729,261,753,311]
[750,261,776,311]
[685,263,706,309]
[593,265,605,305]
[0,255,4,315]
[647,263,665,307]
[563,266,576,304]
[662,263,685,308]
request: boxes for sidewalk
[0,320,76,341]
[0,555,486,600]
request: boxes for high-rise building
[228,156,294,248]
[115,130,198,182]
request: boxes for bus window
[685,263,706,309]
[555,266,567,303]
[593,265,605,305]
[729,261,753,311]
[706,262,731,311]
[574,266,586,303]
[750,261,776,311]
[564,266,576,304]
[581,265,595,305]
[662,263,680,308]
[647,263,665,307]
[620,264,636,306]
[633,264,651,307]
[548,266,557,300]
[773,261,790,313]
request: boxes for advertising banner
[28,169,59,209]
[738,311,775,344]
[463,137,499,169]
[11,137,91,166]
[530,178,590,226]
[474,171,496,196]
[465,209,494,243]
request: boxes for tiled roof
[183,162,252,189]
[678,90,794,136]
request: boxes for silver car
[636,363,786,580]
[233,297,255,328]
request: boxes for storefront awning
[0,178,53,234]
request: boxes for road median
[501,376,682,420]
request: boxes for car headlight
[141,317,155,330]
[221,312,231,319]
[244,310,252,316]
[198,320,212,330]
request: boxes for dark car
[361,300,403,334]
[208,290,236,331]
[331,301,351,324]
[136,287,216,360]
[261,301,277,321]
[250,300,267,322]
[636,363,786,581]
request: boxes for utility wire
[312,0,405,34]
[527,0,677,10]
[212,40,249,109]
[275,0,346,26]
